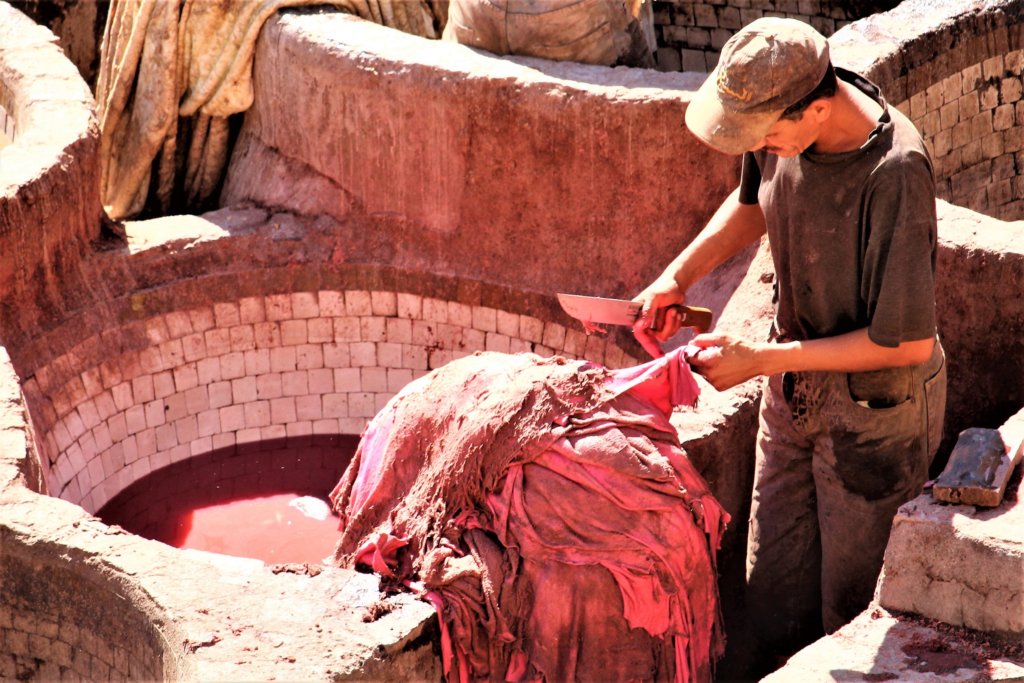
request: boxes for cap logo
[716,68,752,104]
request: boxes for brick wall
[826,6,1024,223]
[26,289,637,514]
[650,0,898,72]
[909,51,1024,220]
[0,553,168,680]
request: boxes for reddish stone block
[153,370,175,399]
[282,370,309,396]
[370,290,397,316]
[295,395,323,421]
[280,319,308,346]
[307,317,334,343]
[229,324,256,352]
[204,328,232,357]
[292,291,319,319]
[256,373,283,400]
[318,290,345,316]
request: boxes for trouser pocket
[846,366,913,409]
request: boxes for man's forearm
[758,328,936,375]
[688,328,937,391]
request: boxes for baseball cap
[685,17,830,155]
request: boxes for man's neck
[812,80,884,154]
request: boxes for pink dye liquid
[155,492,339,564]
[98,436,358,565]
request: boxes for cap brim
[685,71,784,156]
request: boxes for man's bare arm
[688,328,935,390]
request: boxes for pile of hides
[330,348,728,682]
[95,0,446,220]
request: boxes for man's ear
[809,98,831,122]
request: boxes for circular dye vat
[98,435,358,564]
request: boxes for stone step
[876,406,1024,636]
[762,608,1024,682]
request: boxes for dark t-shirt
[740,68,938,347]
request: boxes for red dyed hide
[331,349,727,682]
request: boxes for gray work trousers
[745,338,947,652]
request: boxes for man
[633,17,947,663]
[442,0,655,68]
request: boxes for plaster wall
[220,10,739,301]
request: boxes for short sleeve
[861,153,938,347]
[738,152,761,205]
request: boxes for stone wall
[650,0,899,71]
[0,2,101,352]
[0,550,171,680]
[831,1,1024,222]
[907,46,1024,220]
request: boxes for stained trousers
[745,339,947,653]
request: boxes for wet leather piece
[330,349,726,682]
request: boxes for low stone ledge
[877,474,1024,635]
[764,607,1024,683]
[0,481,439,679]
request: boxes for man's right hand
[631,277,687,357]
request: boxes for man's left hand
[684,333,764,390]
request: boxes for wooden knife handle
[652,305,713,334]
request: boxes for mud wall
[221,10,739,302]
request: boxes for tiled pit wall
[26,289,637,515]
[650,0,872,72]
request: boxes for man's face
[748,100,830,157]
[749,114,818,157]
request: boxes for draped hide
[95,0,447,220]
[330,349,728,682]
